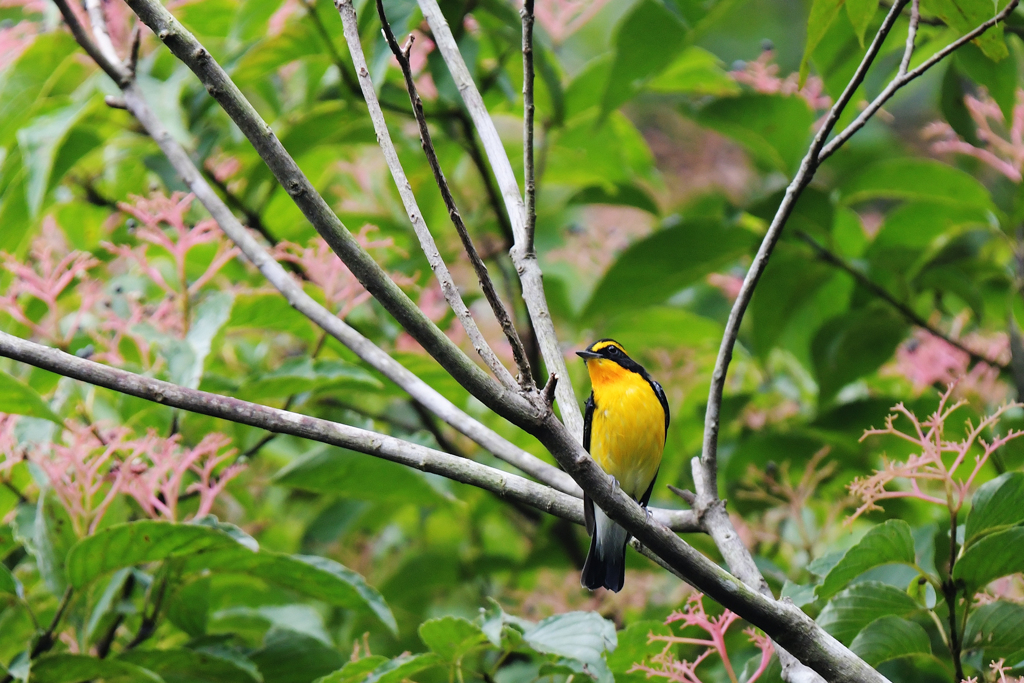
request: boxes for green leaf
[957,42,1018,121]
[165,576,210,638]
[0,370,61,424]
[314,657,388,683]
[801,0,846,83]
[817,520,917,599]
[647,46,740,97]
[600,0,687,115]
[846,0,877,45]
[567,183,659,215]
[0,563,22,599]
[239,358,380,401]
[545,111,654,188]
[166,291,234,389]
[927,0,1011,61]
[811,304,907,403]
[839,158,995,209]
[65,520,249,589]
[228,293,317,344]
[583,219,755,319]
[273,445,448,505]
[30,654,163,683]
[16,100,92,216]
[35,489,78,595]
[965,472,1024,545]
[85,569,132,644]
[418,616,488,661]
[358,654,441,683]
[953,526,1024,590]
[118,649,262,683]
[849,616,930,667]
[605,620,671,679]
[696,94,815,174]
[816,581,921,644]
[963,601,1024,658]
[250,629,347,683]
[522,612,617,667]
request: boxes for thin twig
[334,0,518,390]
[418,0,584,442]
[796,230,1007,369]
[521,0,537,255]
[374,0,534,388]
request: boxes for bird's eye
[608,347,620,356]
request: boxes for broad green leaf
[696,94,815,173]
[647,46,739,97]
[418,616,488,661]
[165,576,211,638]
[176,0,236,38]
[523,612,617,666]
[546,111,654,188]
[849,616,930,667]
[953,526,1024,590]
[846,0,877,45]
[839,158,994,209]
[957,42,1018,121]
[0,563,21,599]
[601,0,687,115]
[314,657,388,683]
[964,472,1024,545]
[926,0,1011,61]
[16,99,93,216]
[273,445,448,505]
[239,358,380,401]
[233,22,321,84]
[65,520,248,589]
[567,183,659,215]
[801,0,846,82]
[817,520,916,599]
[214,604,331,645]
[583,219,755,319]
[228,293,317,344]
[359,653,441,683]
[811,304,907,402]
[250,629,347,683]
[816,581,920,644]
[166,291,234,389]
[963,601,1024,658]
[751,245,833,357]
[0,33,79,148]
[871,202,990,250]
[187,549,397,634]
[29,654,163,683]
[601,307,723,353]
[605,620,671,678]
[118,648,262,683]
[85,569,132,643]
[35,489,78,595]
[0,370,60,424]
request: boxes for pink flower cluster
[890,329,1009,404]
[630,593,774,683]
[925,88,1024,182]
[533,0,611,44]
[851,386,1024,521]
[730,50,832,111]
[963,659,1024,683]
[29,419,243,535]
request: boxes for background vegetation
[3,0,1024,681]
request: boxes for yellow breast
[588,362,665,501]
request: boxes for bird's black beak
[576,350,601,360]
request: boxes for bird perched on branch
[576,339,669,592]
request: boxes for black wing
[649,379,670,435]
[583,392,595,536]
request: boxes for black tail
[581,523,628,592]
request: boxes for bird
[576,338,669,592]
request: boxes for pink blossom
[851,386,1024,522]
[0,20,37,70]
[925,88,1024,182]
[890,329,1008,404]
[0,414,22,478]
[730,50,832,111]
[0,217,101,347]
[629,593,774,683]
[706,272,743,300]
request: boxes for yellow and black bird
[576,339,669,592]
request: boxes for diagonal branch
[122,0,537,425]
[332,0,516,390]
[796,230,1008,369]
[362,0,534,388]
[50,0,579,496]
[417,0,584,442]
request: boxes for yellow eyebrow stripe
[590,340,627,354]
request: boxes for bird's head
[576,339,641,385]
